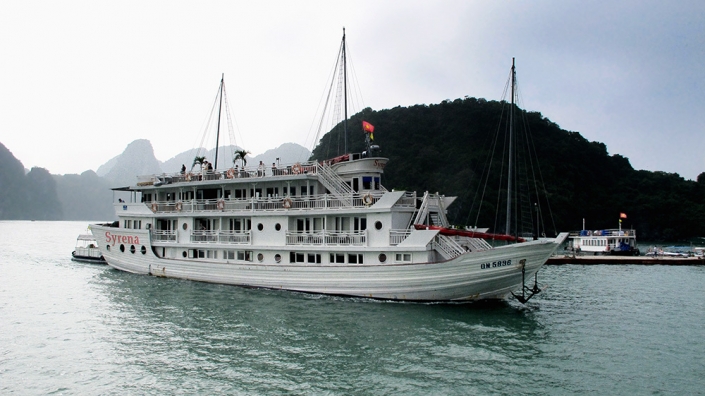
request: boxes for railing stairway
[316,163,354,207]
[434,234,467,260]
[411,192,449,228]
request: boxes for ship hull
[91,225,567,301]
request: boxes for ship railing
[394,191,417,208]
[578,228,636,237]
[74,247,104,258]
[389,229,412,245]
[191,230,219,243]
[152,230,177,242]
[217,230,251,244]
[150,191,388,213]
[451,236,492,251]
[433,234,466,260]
[286,230,367,246]
[136,161,321,186]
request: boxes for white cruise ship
[90,34,567,303]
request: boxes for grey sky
[1,1,702,179]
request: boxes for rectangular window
[226,250,235,260]
[307,253,321,264]
[362,176,372,190]
[395,253,411,262]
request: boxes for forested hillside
[0,143,63,220]
[311,97,705,241]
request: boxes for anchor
[511,260,544,304]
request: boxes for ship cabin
[109,153,458,266]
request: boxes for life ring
[151,202,158,212]
[175,201,183,212]
[226,168,235,178]
[217,199,225,210]
[282,197,292,209]
[292,163,302,174]
[363,193,374,206]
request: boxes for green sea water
[1,221,703,395]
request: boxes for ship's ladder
[316,163,354,207]
[434,234,466,260]
[411,192,449,228]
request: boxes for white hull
[91,224,567,301]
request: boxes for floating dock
[546,255,704,265]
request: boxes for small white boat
[71,234,107,264]
[568,228,640,256]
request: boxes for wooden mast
[505,58,516,239]
[214,73,224,170]
[342,28,348,155]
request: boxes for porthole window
[182,251,187,258]
[275,223,281,231]
[257,223,264,231]
[275,254,281,263]
[257,253,264,262]
[130,245,136,254]
[375,221,383,230]
[182,223,188,230]
[106,245,111,251]
[141,246,147,255]
[120,244,125,252]
[379,253,387,263]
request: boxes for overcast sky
[1,1,703,179]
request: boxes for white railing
[152,230,177,242]
[191,230,219,243]
[136,161,320,186]
[286,230,367,246]
[434,234,466,260]
[148,192,386,214]
[218,230,251,244]
[389,229,412,245]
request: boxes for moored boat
[90,34,567,303]
[71,233,107,264]
[567,214,640,256]
[568,228,639,256]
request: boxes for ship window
[275,254,281,263]
[237,251,253,262]
[182,251,187,258]
[257,253,264,262]
[182,223,188,230]
[307,253,321,264]
[374,177,380,189]
[348,254,363,264]
[375,221,383,230]
[257,223,263,231]
[275,223,281,231]
[290,252,307,263]
[379,253,387,263]
[330,253,345,263]
[226,250,235,260]
[106,245,110,251]
[362,177,372,189]
[120,244,125,252]
[395,253,411,263]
